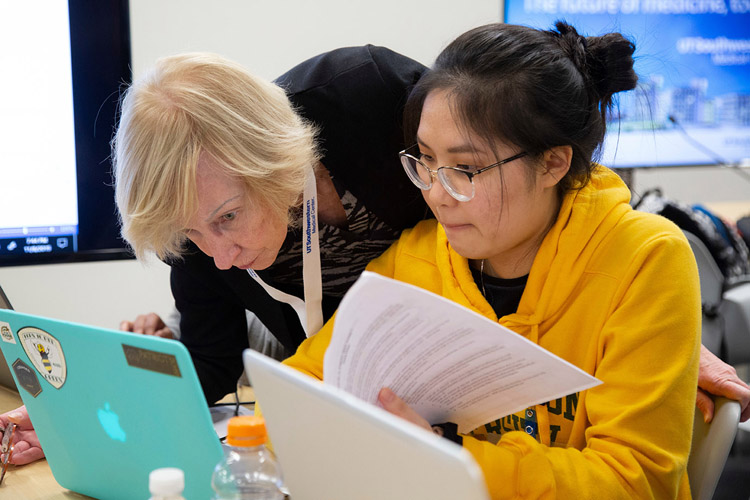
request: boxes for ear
[540,146,572,188]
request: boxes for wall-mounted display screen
[504,0,750,168]
[0,0,131,266]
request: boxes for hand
[119,313,173,339]
[697,344,750,423]
[377,388,432,432]
[0,406,44,465]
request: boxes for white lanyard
[246,169,323,337]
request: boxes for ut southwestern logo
[305,198,317,254]
[98,402,127,442]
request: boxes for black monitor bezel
[0,0,133,267]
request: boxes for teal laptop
[0,308,223,500]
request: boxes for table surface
[0,385,254,499]
[0,386,83,499]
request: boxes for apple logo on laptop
[97,402,126,442]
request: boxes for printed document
[324,272,601,433]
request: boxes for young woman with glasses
[281,22,703,499]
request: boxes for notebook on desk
[0,307,224,500]
[243,349,490,500]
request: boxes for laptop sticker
[122,344,182,377]
[0,322,14,344]
[12,359,42,397]
[18,327,67,389]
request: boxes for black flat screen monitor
[503,0,750,169]
[0,0,132,266]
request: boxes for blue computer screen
[504,0,750,168]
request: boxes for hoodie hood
[514,167,632,326]
[435,166,633,340]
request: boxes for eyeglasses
[399,145,528,202]
[0,423,17,485]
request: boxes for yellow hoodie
[283,167,701,499]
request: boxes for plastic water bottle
[148,467,186,500]
[212,415,285,499]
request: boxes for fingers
[726,379,750,422]
[696,377,750,423]
[119,313,167,336]
[138,313,165,335]
[153,327,174,339]
[724,378,750,403]
[0,406,45,465]
[707,375,750,410]
[119,320,134,332]
[695,388,714,423]
[4,406,32,428]
[698,345,750,419]
[377,388,431,431]
[7,440,45,465]
[14,427,41,449]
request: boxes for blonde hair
[112,52,319,260]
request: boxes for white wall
[632,167,750,206]
[0,258,172,329]
[129,0,501,82]
[0,0,501,328]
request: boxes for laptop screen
[0,285,16,389]
[0,286,12,310]
[243,349,490,500]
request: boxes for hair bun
[551,22,588,75]
[551,21,637,99]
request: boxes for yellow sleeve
[281,230,404,379]
[463,231,701,499]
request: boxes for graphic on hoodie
[472,392,580,446]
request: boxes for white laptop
[243,349,490,500]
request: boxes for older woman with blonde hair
[114,46,429,403]
[113,52,318,263]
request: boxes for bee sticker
[0,322,14,344]
[18,327,67,389]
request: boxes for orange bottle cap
[226,415,268,447]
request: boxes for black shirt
[469,267,528,318]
